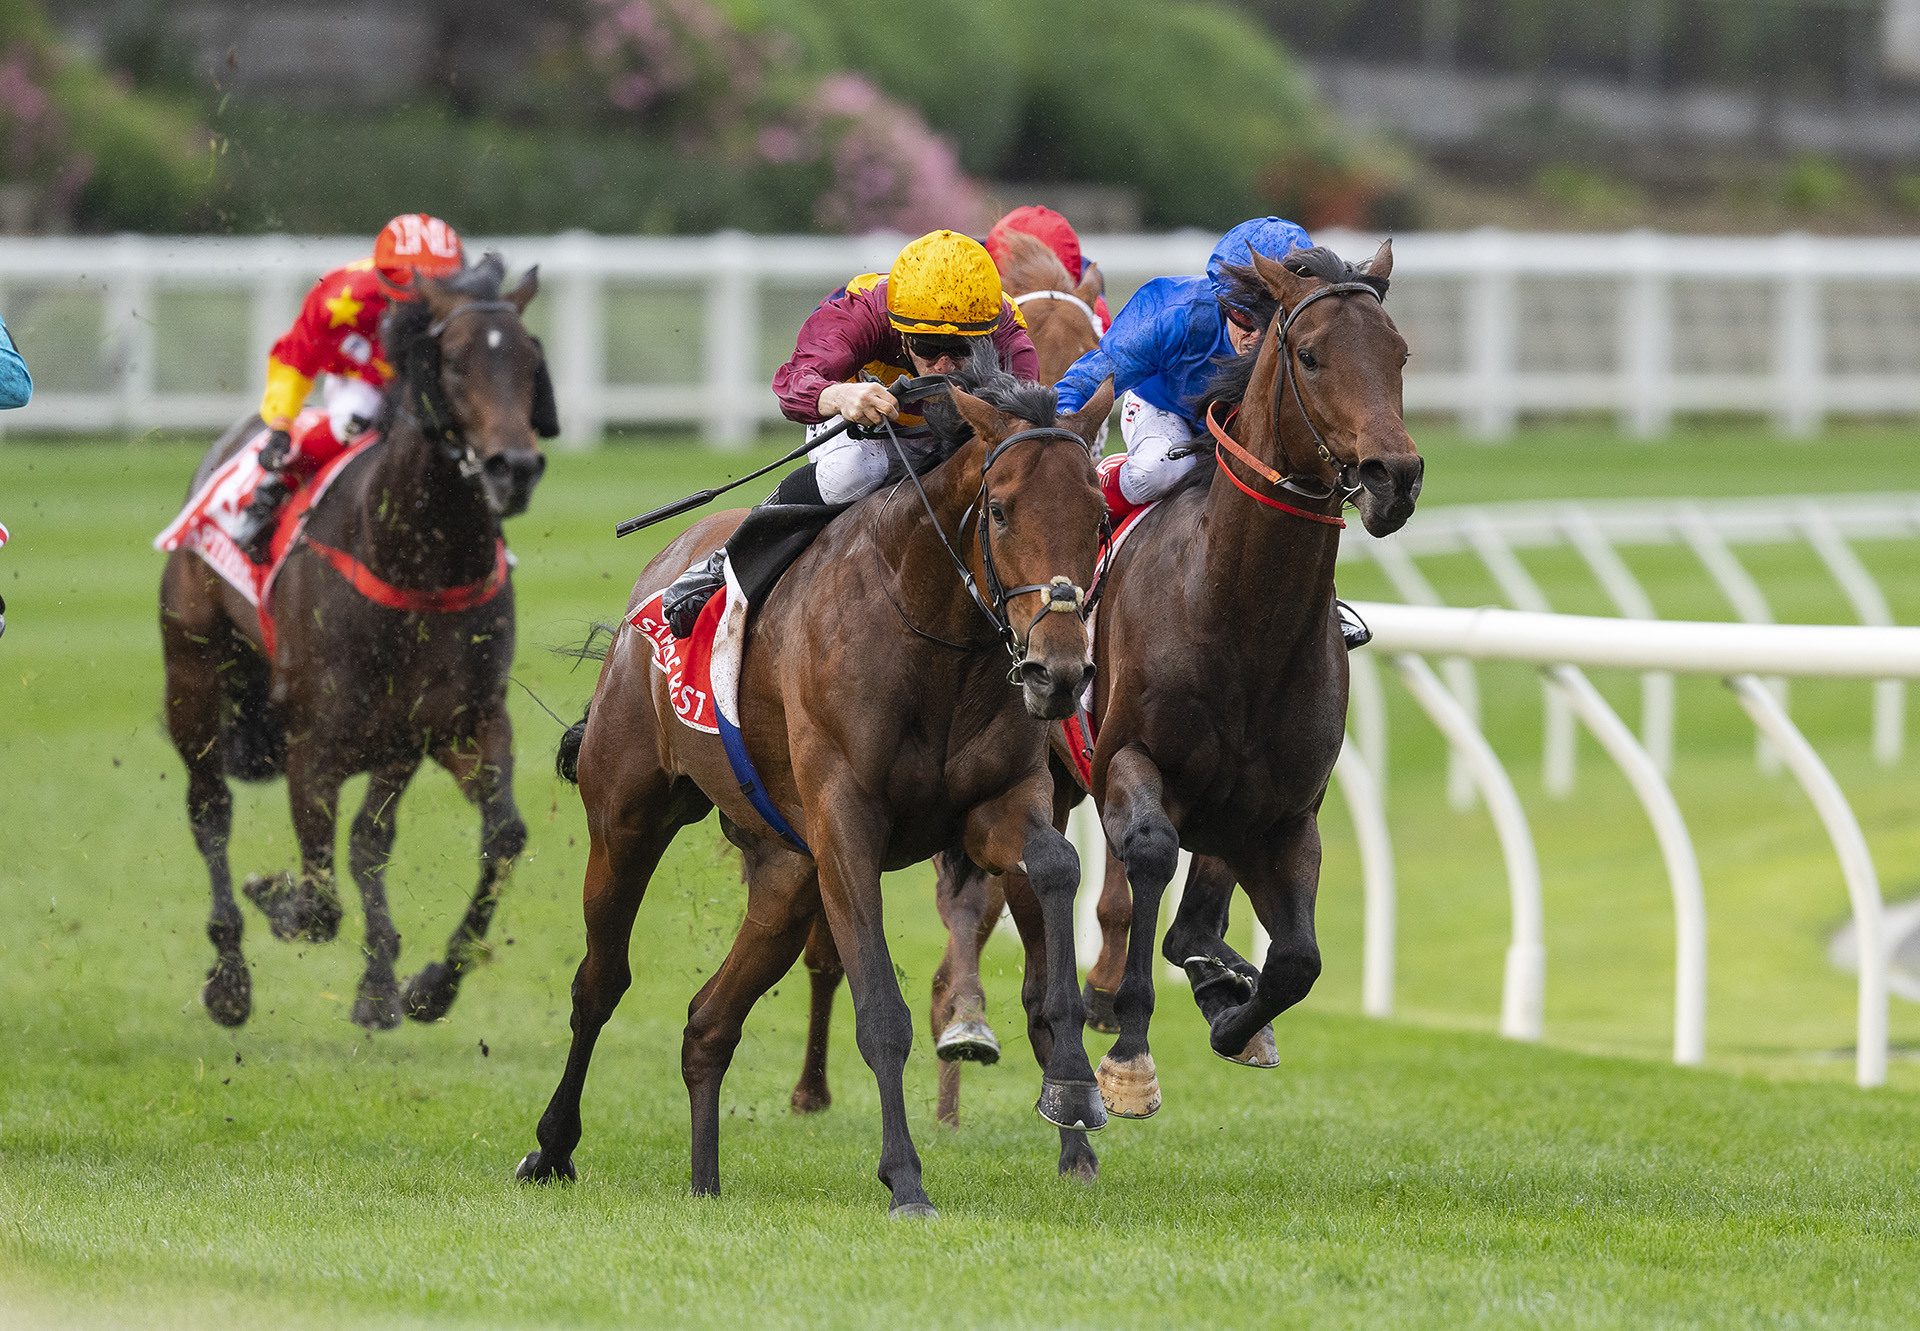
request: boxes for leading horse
[517,369,1113,1215]
[160,255,552,1030]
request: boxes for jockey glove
[259,428,294,473]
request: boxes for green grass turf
[2,423,1919,1327]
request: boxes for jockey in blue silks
[1052,215,1372,649]
[0,312,31,410]
[1055,215,1311,514]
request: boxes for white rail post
[1559,506,1675,773]
[1773,234,1825,438]
[1675,504,1785,771]
[550,231,605,449]
[1464,512,1577,796]
[1071,802,1106,968]
[1544,665,1706,1066]
[1795,504,1905,766]
[105,234,155,434]
[1163,850,1193,983]
[1366,537,1481,809]
[1728,675,1888,1088]
[248,237,301,404]
[1620,230,1675,439]
[1465,229,1519,439]
[703,230,757,451]
[1334,743,1397,1018]
[1393,653,1545,1040]
[1347,647,1390,813]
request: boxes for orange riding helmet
[373,214,465,295]
[886,230,1005,336]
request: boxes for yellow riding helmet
[886,230,1005,336]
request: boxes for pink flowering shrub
[584,0,986,235]
[0,41,94,229]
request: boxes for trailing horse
[518,368,1113,1215]
[158,255,552,1030]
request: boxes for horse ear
[418,275,462,321]
[1062,379,1114,449]
[530,335,560,439]
[1073,259,1104,308]
[1249,248,1316,309]
[1359,239,1393,291]
[505,264,540,314]
[948,386,1012,441]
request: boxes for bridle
[406,298,522,479]
[1211,279,1385,522]
[1013,288,1103,343]
[877,406,1092,672]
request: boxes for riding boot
[1335,597,1371,651]
[665,464,840,638]
[230,428,296,564]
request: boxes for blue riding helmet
[1207,216,1313,314]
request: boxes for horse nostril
[1018,659,1053,693]
[484,454,513,479]
[1357,458,1392,497]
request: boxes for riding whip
[613,375,953,538]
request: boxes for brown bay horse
[785,227,1112,1127]
[160,255,552,1031]
[820,242,1421,1131]
[517,370,1113,1215]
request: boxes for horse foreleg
[789,913,840,1115]
[245,746,346,946]
[1163,854,1278,1068]
[409,710,526,1022]
[1207,813,1323,1065]
[686,847,820,1197]
[1081,850,1131,1034]
[1000,869,1103,1182]
[163,619,249,1026]
[808,788,932,1217]
[1094,745,1179,1119]
[345,759,419,1031]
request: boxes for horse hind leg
[345,760,419,1031]
[406,711,525,1022]
[1081,850,1131,1034]
[243,740,347,946]
[1207,817,1324,1065]
[932,851,1004,1062]
[789,913,840,1115]
[163,608,250,1026]
[519,762,707,1184]
[686,847,820,1197]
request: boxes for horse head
[1246,240,1422,537]
[999,229,1105,386]
[947,377,1112,720]
[392,253,554,519]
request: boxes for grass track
[2,425,1919,1327]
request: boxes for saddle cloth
[631,555,809,853]
[1058,498,1158,791]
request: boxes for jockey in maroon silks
[662,229,1038,636]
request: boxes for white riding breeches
[805,416,937,506]
[1115,391,1201,504]
[323,375,385,443]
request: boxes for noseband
[1214,279,1385,518]
[879,415,1092,669]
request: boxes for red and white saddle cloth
[1057,498,1158,791]
[153,416,381,646]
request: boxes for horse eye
[988,500,1007,525]
[1298,348,1318,371]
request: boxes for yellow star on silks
[323,285,365,329]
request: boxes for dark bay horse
[839,242,1420,1130]
[517,371,1113,1216]
[784,227,1113,1127]
[160,255,552,1030]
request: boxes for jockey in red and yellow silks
[663,229,1039,637]
[232,213,465,560]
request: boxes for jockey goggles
[904,332,977,364]
[1224,303,1261,333]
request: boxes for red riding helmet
[373,214,465,294]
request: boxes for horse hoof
[1095,1052,1161,1119]
[201,958,251,1027]
[242,872,340,944]
[887,1200,939,1221]
[935,1018,1000,1064]
[1218,1024,1280,1068]
[352,980,402,1032]
[515,1149,575,1184]
[789,1084,831,1115]
[1035,1077,1107,1133]
[403,963,460,1023]
[1081,981,1121,1034]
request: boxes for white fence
[5,229,1920,444]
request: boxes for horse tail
[556,706,589,784]
[220,647,286,782]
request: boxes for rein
[1013,288,1103,341]
[877,415,1090,668]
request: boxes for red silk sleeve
[267,276,337,380]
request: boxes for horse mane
[996,228,1075,296]
[380,252,509,417]
[1198,243,1386,421]
[920,343,1057,455]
